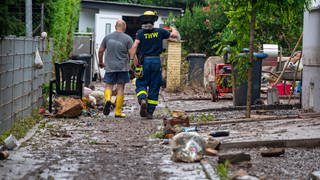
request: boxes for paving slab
[196,117,320,150]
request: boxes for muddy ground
[0,82,319,179]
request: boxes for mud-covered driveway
[1,82,320,179]
[0,83,208,180]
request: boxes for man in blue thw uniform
[130,11,179,119]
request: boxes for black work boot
[140,99,147,117]
[103,101,111,116]
[146,111,153,119]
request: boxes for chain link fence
[32,2,45,36]
[2,1,46,36]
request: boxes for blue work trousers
[135,56,162,113]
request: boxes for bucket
[267,87,279,105]
[276,83,291,96]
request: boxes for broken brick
[260,148,285,157]
[218,152,251,164]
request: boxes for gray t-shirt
[100,32,133,72]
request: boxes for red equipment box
[214,63,232,94]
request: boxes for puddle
[39,159,80,179]
[0,148,45,179]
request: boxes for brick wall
[166,41,181,91]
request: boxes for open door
[94,14,120,78]
[123,16,140,39]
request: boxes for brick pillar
[166,41,181,91]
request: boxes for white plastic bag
[90,90,105,106]
[170,132,206,163]
[4,134,20,150]
[34,48,44,69]
[83,87,93,96]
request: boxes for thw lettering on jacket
[143,32,159,39]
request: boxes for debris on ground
[205,148,218,156]
[0,151,9,160]
[90,90,106,106]
[50,130,72,138]
[230,169,259,180]
[206,136,221,150]
[210,130,230,137]
[260,148,285,157]
[88,95,97,107]
[170,132,206,163]
[163,110,190,136]
[81,109,98,117]
[218,152,251,164]
[164,133,174,139]
[299,112,320,119]
[1,81,318,179]
[83,86,93,96]
[181,126,199,132]
[230,169,248,178]
[310,171,320,180]
[232,175,260,180]
[4,134,20,150]
[54,96,83,118]
[171,110,187,118]
[38,107,46,114]
[254,110,268,115]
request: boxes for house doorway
[123,16,141,39]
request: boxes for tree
[173,0,228,55]
[0,0,27,37]
[45,0,80,61]
[0,0,80,61]
[218,0,313,117]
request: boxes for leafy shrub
[0,0,80,62]
[46,0,80,62]
[173,0,228,56]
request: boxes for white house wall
[79,9,166,33]
[99,9,165,27]
[78,8,98,32]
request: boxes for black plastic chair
[48,60,86,113]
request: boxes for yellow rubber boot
[115,95,126,118]
[103,89,112,116]
[104,89,112,101]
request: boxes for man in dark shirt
[130,11,178,119]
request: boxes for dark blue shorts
[103,71,130,84]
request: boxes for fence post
[41,3,44,33]
[25,0,33,37]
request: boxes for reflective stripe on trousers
[135,56,162,113]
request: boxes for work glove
[134,65,143,79]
